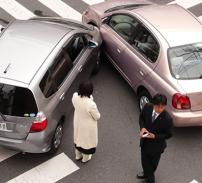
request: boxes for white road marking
[169,0,202,9]
[7,153,79,183]
[0,147,18,162]
[37,0,81,21]
[82,0,104,5]
[190,180,199,183]
[0,0,34,19]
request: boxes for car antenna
[3,63,11,74]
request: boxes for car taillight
[30,112,47,133]
[172,93,191,110]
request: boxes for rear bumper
[171,110,202,127]
[0,132,52,153]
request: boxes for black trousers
[141,149,161,183]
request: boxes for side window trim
[39,34,89,98]
[107,13,140,43]
[63,34,88,65]
[39,49,73,98]
[132,24,160,63]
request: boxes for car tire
[48,122,63,154]
[138,90,152,111]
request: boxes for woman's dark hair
[78,81,93,98]
[152,93,167,106]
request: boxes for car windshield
[0,83,38,117]
[168,42,202,79]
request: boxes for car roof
[0,19,72,85]
[132,4,202,47]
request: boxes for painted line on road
[190,180,199,183]
[7,153,79,183]
[0,147,18,162]
[82,0,104,5]
[0,0,34,19]
[169,0,202,9]
[37,0,82,21]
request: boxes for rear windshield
[0,84,38,117]
[168,42,202,79]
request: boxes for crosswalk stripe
[169,0,202,9]
[0,147,17,162]
[82,0,104,5]
[16,0,60,17]
[0,0,34,19]
[190,180,199,183]
[7,153,79,183]
[37,0,82,21]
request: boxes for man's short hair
[152,93,167,106]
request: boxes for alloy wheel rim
[54,125,63,149]
[140,96,150,110]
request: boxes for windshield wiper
[0,111,6,121]
[177,49,202,57]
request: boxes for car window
[132,25,159,63]
[40,50,73,98]
[65,36,87,63]
[168,42,202,79]
[108,14,139,42]
[0,83,38,117]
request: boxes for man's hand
[140,128,149,137]
[144,132,155,139]
[140,128,155,139]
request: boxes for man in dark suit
[137,94,173,183]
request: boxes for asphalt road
[0,1,202,183]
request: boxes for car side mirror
[102,16,110,24]
[0,26,5,33]
[87,40,98,49]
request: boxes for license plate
[0,123,10,132]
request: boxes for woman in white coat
[72,82,101,163]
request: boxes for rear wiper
[0,111,6,121]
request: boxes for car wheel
[91,50,102,76]
[138,90,152,111]
[48,123,63,154]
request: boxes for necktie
[152,112,157,123]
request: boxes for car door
[122,23,160,87]
[55,33,97,117]
[40,33,97,124]
[100,14,139,83]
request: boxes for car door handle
[78,65,83,72]
[139,70,144,76]
[117,48,121,53]
[60,92,65,101]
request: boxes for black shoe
[137,172,146,179]
[137,180,147,183]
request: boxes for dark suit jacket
[139,103,173,155]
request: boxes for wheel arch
[137,85,150,96]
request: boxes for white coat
[72,92,101,149]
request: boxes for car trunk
[0,83,38,139]
[177,80,202,111]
